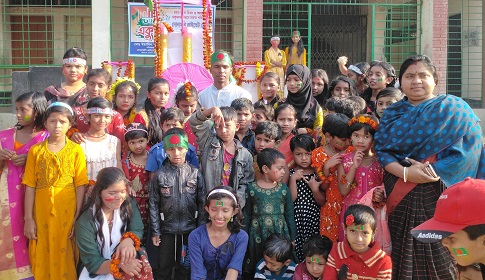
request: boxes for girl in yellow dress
[264,35,287,96]
[285,30,307,66]
[23,102,88,280]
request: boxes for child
[252,100,275,129]
[189,106,254,208]
[112,79,139,125]
[458,264,483,280]
[0,91,48,278]
[375,87,403,118]
[285,64,323,137]
[253,121,282,181]
[254,233,297,279]
[323,97,356,119]
[145,107,199,180]
[175,81,199,150]
[243,148,296,278]
[264,35,286,95]
[411,178,485,278]
[134,77,170,146]
[361,61,396,112]
[323,204,392,279]
[23,102,88,279]
[346,62,370,95]
[122,122,150,233]
[70,69,125,146]
[44,47,88,107]
[259,72,280,107]
[328,75,358,99]
[149,128,205,280]
[311,113,351,242]
[274,103,297,168]
[293,234,333,280]
[285,30,307,66]
[289,134,325,261]
[311,68,329,108]
[347,95,368,115]
[337,114,383,241]
[188,186,249,280]
[80,97,122,183]
[231,98,255,154]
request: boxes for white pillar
[91,0,111,67]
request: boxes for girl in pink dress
[337,114,383,241]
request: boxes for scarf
[285,64,314,120]
[78,207,123,280]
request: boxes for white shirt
[198,83,252,108]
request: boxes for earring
[230,216,234,222]
[208,216,211,220]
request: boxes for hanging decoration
[202,0,213,70]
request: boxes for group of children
[2,46,439,280]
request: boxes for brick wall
[432,0,448,94]
[244,0,263,61]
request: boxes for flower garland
[110,232,141,278]
[202,0,213,70]
[66,127,79,139]
[184,81,192,101]
[348,115,378,130]
[232,61,268,86]
[340,174,356,190]
[123,60,135,79]
[116,61,123,78]
[153,1,163,77]
[162,22,174,33]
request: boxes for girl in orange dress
[311,113,351,242]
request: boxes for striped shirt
[323,241,392,279]
[254,258,296,280]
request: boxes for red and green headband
[210,51,232,66]
[163,134,189,150]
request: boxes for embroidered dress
[338,152,383,241]
[264,47,287,95]
[289,169,320,262]
[44,84,87,107]
[284,46,307,66]
[311,147,343,243]
[242,182,296,277]
[374,95,485,279]
[80,134,118,180]
[22,139,88,280]
[122,151,149,235]
[0,128,48,280]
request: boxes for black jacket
[149,160,206,236]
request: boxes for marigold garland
[184,81,192,101]
[117,61,123,78]
[348,115,378,130]
[162,22,174,33]
[123,60,135,79]
[110,232,141,278]
[202,0,213,70]
[66,127,79,139]
[232,61,268,86]
[340,174,356,190]
[153,1,163,77]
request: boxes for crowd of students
[1,46,485,280]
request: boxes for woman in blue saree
[374,55,485,279]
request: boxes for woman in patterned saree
[374,54,485,279]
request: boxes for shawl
[374,94,485,187]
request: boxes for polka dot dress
[290,169,320,262]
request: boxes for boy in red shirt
[324,204,392,279]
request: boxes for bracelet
[403,167,408,183]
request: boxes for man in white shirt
[198,50,252,108]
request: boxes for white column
[91,0,111,67]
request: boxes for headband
[348,64,363,75]
[124,122,148,136]
[210,51,232,66]
[47,102,73,115]
[292,30,300,36]
[348,115,378,130]
[63,57,87,65]
[270,36,280,42]
[87,107,113,115]
[207,189,237,205]
[163,134,189,150]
